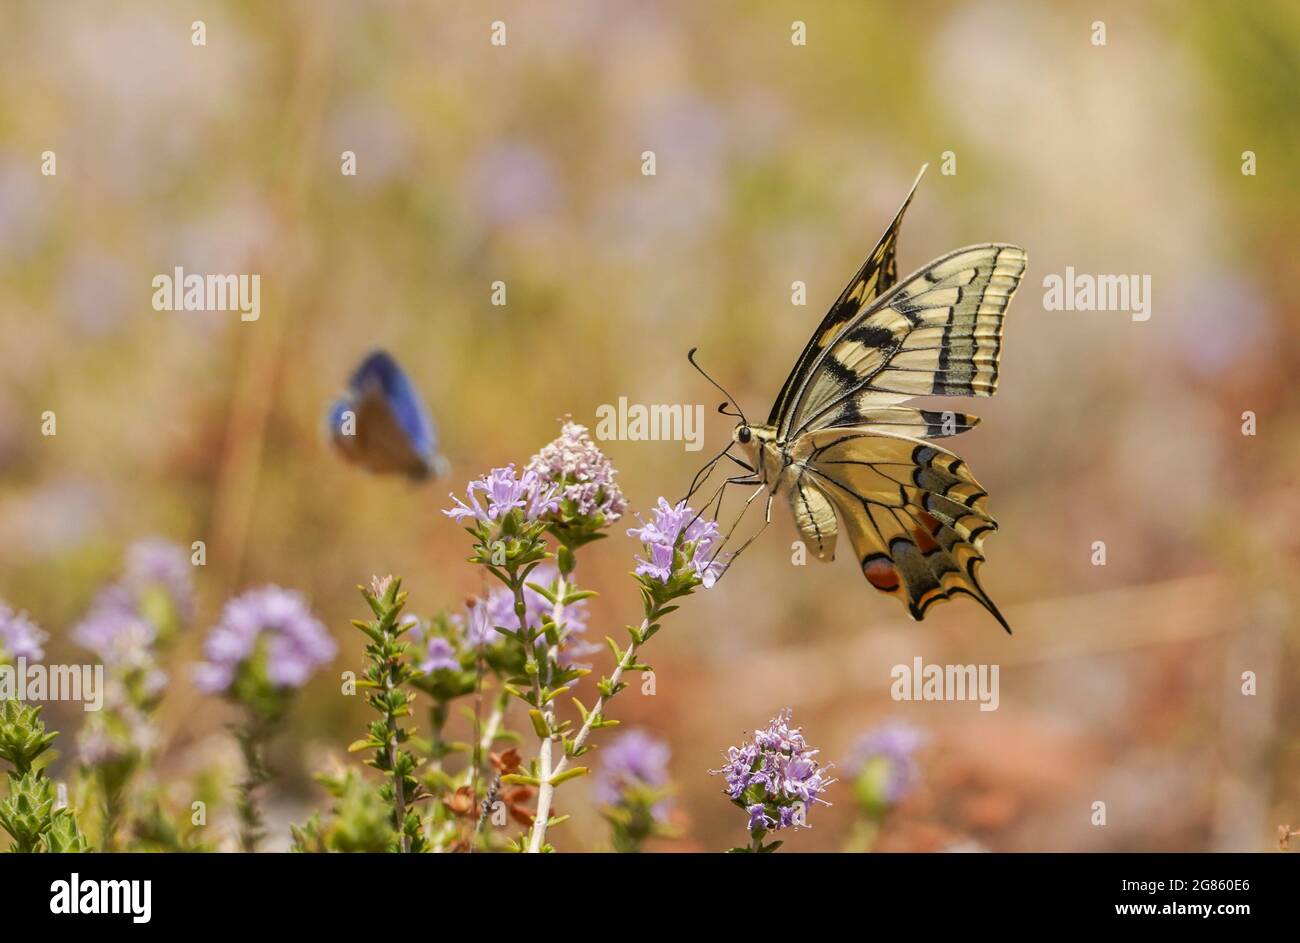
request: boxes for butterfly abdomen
[790,479,837,561]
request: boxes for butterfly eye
[737,426,752,444]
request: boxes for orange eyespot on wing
[863,556,901,593]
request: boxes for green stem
[527,616,646,854]
[429,701,449,775]
[524,553,576,854]
[101,779,124,853]
[513,568,557,853]
[430,690,509,852]
[235,717,271,853]
[381,651,409,853]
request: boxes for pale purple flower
[193,586,336,694]
[449,600,497,650]
[628,498,725,587]
[73,586,158,669]
[593,730,673,821]
[420,636,459,673]
[124,537,195,623]
[483,587,523,637]
[755,708,809,755]
[444,464,559,526]
[849,721,928,805]
[779,754,825,808]
[526,420,627,523]
[469,140,561,226]
[717,742,764,800]
[479,564,598,665]
[407,612,473,672]
[72,538,194,670]
[747,803,775,832]
[76,700,156,767]
[76,724,124,767]
[0,601,46,662]
[712,709,835,834]
[324,95,412,188]
[399,613,423,644]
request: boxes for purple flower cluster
[628,498,725,588]
[124,537,196,623]
[72,538,195,667]
[73,586,158,669]
[593,729,673,822]
[193,586,337,694]
[413,565,598,674]
[0,601,46,662]
[849,721,927,806]
[419,636,459,673]
[444,464,559,526]
[526,420,627,523]
[481,564,598,664]
[713,709,835,834]
[77,702,156,767]
[445,601,495,652]
[420,565,600,670]
[398,614,466,674]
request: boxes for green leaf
[528,710,550,738]
[549,766,588,786]
[500,773,541,787]
[524,581,558,605]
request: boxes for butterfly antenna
[687,348,746,425]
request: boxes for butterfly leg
[712,486,773,577]
[709,482,766,563]
[690,471,761,530]
[711,478,781,576]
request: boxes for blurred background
[1,0,1298,851]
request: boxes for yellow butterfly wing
[769,243,1026,630]
[779,244,1027,440]
[790,428,1009,632]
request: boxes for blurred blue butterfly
[327,350,449,481]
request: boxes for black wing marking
[791,427,1009,632]
[781,244,1027,440]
